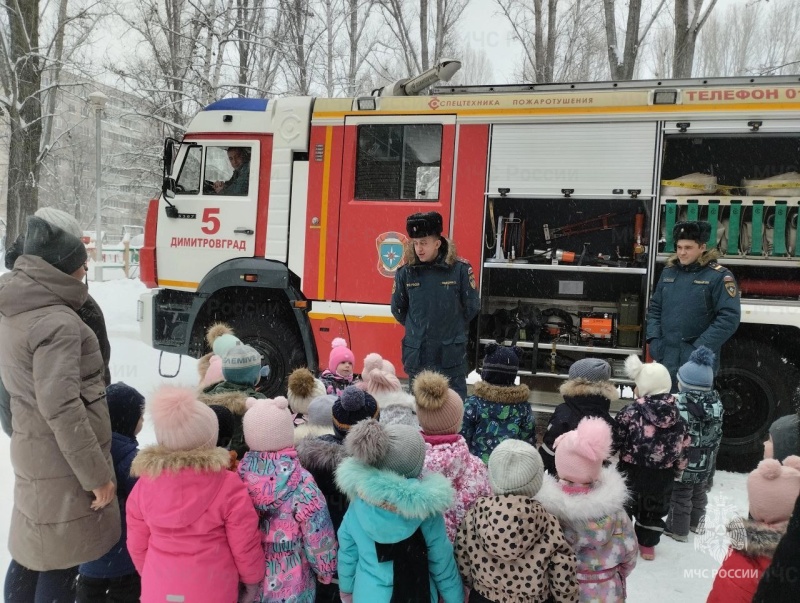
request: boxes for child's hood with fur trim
[559,378,619,403]
[728,519,787,559]
[198,381,262,415]
[536,466,628,522]
[472,381,530,404]
[130,446,233,529]
[335,457,453,524]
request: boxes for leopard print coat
[456,495,579,603]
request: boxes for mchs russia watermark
[683,493,747,577]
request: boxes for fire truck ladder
[431,75,800,95]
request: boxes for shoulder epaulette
[456,256,471,265]
[710,263,726,272]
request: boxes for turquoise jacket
[334,458,463,603]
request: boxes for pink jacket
[423,433,492,542]
[127,446,263,603]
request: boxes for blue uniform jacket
[79,432,139,579]
[390,238,481,373]
[646,251,741,382]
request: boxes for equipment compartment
[477,195,653,396]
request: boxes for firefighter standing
[391,212,481,400]
[646,221,741,389]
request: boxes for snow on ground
[0,277,749,600]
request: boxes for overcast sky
[460,0,751,84]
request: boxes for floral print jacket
[612,393,690,472]
[422,433,492,543]
[238,449,337,603]
[536,467,638,602]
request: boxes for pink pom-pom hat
[150,385,219,451]
[554,416,613,484]
[329,337,355,374]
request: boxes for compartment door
[488,122,658,196]
[336,115,457,304]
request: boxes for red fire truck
[139,69,800,467]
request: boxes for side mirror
[163,138,178,177]
[162,176,176,199]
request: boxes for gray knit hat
[568,358,611,382]
[307,394,337,427]
[677,346,715,391]
[769,414,800,463]
[488,439,544,497]
[35,207,83,238]
[346,419,426,478]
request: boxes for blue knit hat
[481,343,522,386]
[222,344,262,385]
[332,386,379,439]
[677,346,715,391]
[105,382,145,439]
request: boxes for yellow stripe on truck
[309,312,398,324]
[159,279,199,290]
[317,126,333,299]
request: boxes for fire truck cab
[139,75,800,468]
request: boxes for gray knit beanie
[35,207,83,238]
[568,358,611,382]
[770,414,800,463]
[346,419,426,478]
[488,439,544,497]
[307,394,337,427]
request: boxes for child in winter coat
[77,383,145,603]
[126,386,263,603]
[414,370,492,542]
[461,344,533,463]
[665,346,724,542]
[238,396,337,603]
[199,344,266,458]
[296,386,378,603]
[753,491,800,603]
[456,439,579,603]
[614,355,690,560]
[288,367,328,431]
[197,322,241,388]
[707,456,800,602]
[540,358,618,475]
[536,418,637,602]
[335,419,464,603]
[320,338,360,395]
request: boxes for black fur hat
[673,220,711,245]
[406,211,443,238]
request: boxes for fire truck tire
[715,340,800,472]
[227,316,306,398]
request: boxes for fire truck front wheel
[227,316,306,397]
[715,339,800,472]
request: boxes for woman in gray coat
[0,214,119,603]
